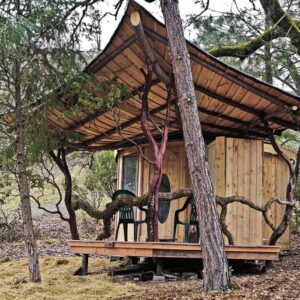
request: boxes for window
[122,156,138,194]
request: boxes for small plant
[0,218,23,242]
[80,214,102,239]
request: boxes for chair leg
[184,224,190,243]
[123,223,128,241]
[134,223,138,242]
[173,222,177,242]
[115,222,121,241]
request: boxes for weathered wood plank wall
[213,138,263,246]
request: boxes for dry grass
[0,257,137,300]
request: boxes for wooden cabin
[117,138,294,249]
[47,1,300,259]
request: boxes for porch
[68,240,281,274]
[68,240,280,261]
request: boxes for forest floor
[1,214,300,299]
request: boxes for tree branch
[261,117,294,175]
[209,27,282,59]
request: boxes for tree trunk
[264,16,273,84]
[147,166,162,241]
[160,0,230,291]
[138,67,171,242]
[49,149,80,240]
[269,171,296,245]
[64,158,80,240]
[15,109,41,283]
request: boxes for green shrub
[0,220,23,242]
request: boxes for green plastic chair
[113,190,147,241]
[172,196,199,243]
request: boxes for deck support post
[73,254,89,276]
[82,254,89,275]
[156,258,164,275]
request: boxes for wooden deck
[68,241,281,261]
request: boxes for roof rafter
[195,84,297,130]
[197,106,266,132]
[78,99,176,147]
[143,27,299,110]
[87,35,137,74]
[67,79,160,131]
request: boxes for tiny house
[48,1,300,255]
[116,138,293,249]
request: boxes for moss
[209,28,275,58]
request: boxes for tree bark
[264,16,273,85]
[49,149,80,240]
[160,0,230,292]
[15,68,41,282]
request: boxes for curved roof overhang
[47,0,300,151]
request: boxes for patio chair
[172,196,199,243]
[113,189,147,242]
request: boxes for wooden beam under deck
[68,241,280,261]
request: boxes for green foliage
[0,219,23,242]
[74,151,117,210]
[190,1,300,94]
[60,79,129,123]
[0,0,123,167]
[277,129,300,152]
[0,172,23,242]
[0,172,20,218]
[86,151,117,197]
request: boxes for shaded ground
[1,214,300,299]
[120,234,300,300]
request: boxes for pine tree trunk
[15,109,41,283]
[160,0,230,291]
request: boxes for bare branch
[261,117,294,175]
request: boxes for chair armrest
[139,206,148,213]
[137,206,147,223]
[175,196,192,214]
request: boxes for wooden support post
[156,258,164,275]
[82,254,89,275]
[73,254,89,276]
